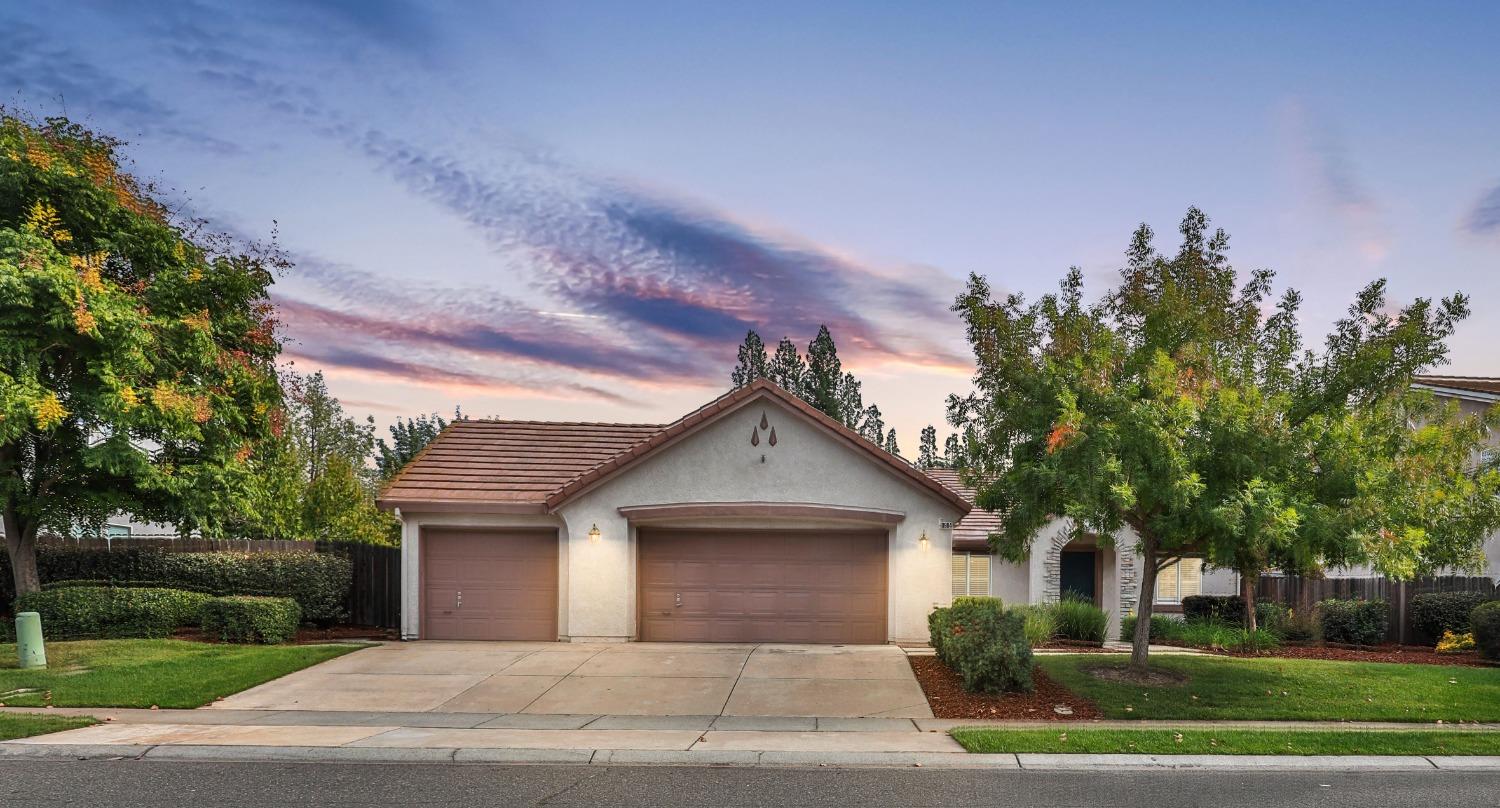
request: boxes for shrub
[928,605,955,658]
[1181,595,1245,623]
[1120,614,1184,643]
[1177,618,1280,652]
[1435,631,1476,654]
[933,597,1033,693]
[1008,604,1056,647]
[0,547,351,623]
[1318,598,1388,646]
[15,586,211,639]
[1254,602,1290,636]
[1410,592,1494,642]
[1472,601,1500,661]
[200,596,302,644]
[1051,597,1108,644]
[1280,607,1317,642]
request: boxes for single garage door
[638,529,887,644]
[422,529,558,641]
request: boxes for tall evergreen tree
[918,426,939,468]
[942,433,962,469]
[803,325,844,421]
[767,337,806,396]
[730,330,769,388]
[375,408,462,479]
[837,372,863,429]
[884,428,900,456]
[860,405,885,444]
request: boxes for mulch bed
[908,655,1101,720]
[1034,643,1120,654]
[174,626,396,645]
[1228,644,1495,668]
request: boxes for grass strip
[951,727,1500,755]
[0,713,96,741]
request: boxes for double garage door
[421,528,888,644]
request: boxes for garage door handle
[674,593,682,608]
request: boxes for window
[952,552,991,599]
[103,524,131,539]
[1154,557,1202,603]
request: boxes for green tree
[730,330,769,388]
[948,208,1499,669]
[803,325,844,421]
[767,337,806,396]
[884,428,900,456]
[860,405,885,444]
[375,408,460,479]
[942,433,962,469]
[837,372,864,429]
[918,425,940,468]
[0,114,282,595]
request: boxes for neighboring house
[0,514,180,542]
[380,375,1500,645]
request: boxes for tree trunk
[1131,542,1158,671]
[3,506,41,597]
[1240,570,1258,633]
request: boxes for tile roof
[921,468,1003,551]
[1412,374,1500,397]
[378,379,973,515]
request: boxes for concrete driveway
[209,642,932,719]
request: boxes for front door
[1059,549,1097,603]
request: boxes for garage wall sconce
[918,530,929,550]
[588,524,601,543]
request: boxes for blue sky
[4,1,1498,445]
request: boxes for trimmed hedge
[1318,598,1388,646]
[1410,592,1494,642]
[15,586,211,639]
[200,596,302,644]
[1181,595,1245,623]
[1,547,350,623]
[929,597,1033,694]
[1472,601,1500,661]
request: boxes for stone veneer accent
[1041,528,1140,617]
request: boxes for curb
[4,743,1498,770]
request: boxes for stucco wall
[555,394,964,643]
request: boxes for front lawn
[0,640,363,709]
[0,713,96,741]
[951,727,1500,755]
[1036,655,1500,722]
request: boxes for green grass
[950,727,1500,755]
[0,713,96,741]
[1037,654,1500,722]
[0,640,364,709]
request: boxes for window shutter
[1180,558,1203,598]
[969,554,991,597]
[1155,561,1179,602]
[952,553,969,599]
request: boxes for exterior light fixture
[919,530,929,550]
[588,524,601,543]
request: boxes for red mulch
[174,625,396,645]
[1229,644,1496,668]
[908,655,1101,720]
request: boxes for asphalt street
[1,760,1495,807]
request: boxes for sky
[4,1,1499,448]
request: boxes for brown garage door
[638,529,887,644]
[422,529,558,641]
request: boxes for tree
[767,337,806,396]
[0,114,282,595]
[918,426,940,468]
[942,433,962,469]
[730,330,769,388]
[948,207,1499,670]
[375,408,461,479]
[860,405,885,444]
[837,372,863,430]
[803,325,844,421]
[884,428,900,456]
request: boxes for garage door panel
[638,529,887,644]
[422,530,558,641]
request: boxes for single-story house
[379,375,1499,645]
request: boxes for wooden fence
[34,535,403,630]
[1257,574,1497,645]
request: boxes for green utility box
[15,611,46,669]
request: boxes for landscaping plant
[1317,598,1389,646]
[15,586,211,639]
[1008,604,1057,647]
[1051,597,1109,644]
[929,597,1034,693]
[1472,600,1500,660]
[1409,591,1494,642]
[947,207,1500,670]
[199,596,302,644]
[1434,631,1475,654]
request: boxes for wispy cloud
[1464,182,1500,238]
[1281,101,1391,263]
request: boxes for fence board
[1257,574,1497,644]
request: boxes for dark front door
[1059,550,1097,603]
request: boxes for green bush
[15,586,211,639]
[1009,604,1057,647]
[200,596,302,644]
[1177,618,1281,652]
[1052,597,1108,644]
[1318,598,1388,646]
[0,547,351,623]
[1181,594,1245,623]
[1120,614,1182,642]
[932,597,1033,693]
[1254,602,1291,636]
[928,604,955,658]
[1410,592,1494,642]
[1472,601,1500,661]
